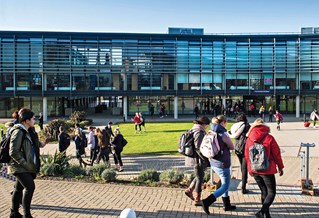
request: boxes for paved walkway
[1,114,319,217]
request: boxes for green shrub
[70,111,87,124]
[63,165,86,178]
[101,168,117,182]
[65,120,75,129]
[40,151,70,176]
[88,164,109,180]
[159,168,184,184]
[137,169,160,182]
[44,119,68,141]
[79,120,91,128]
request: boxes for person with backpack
[245,118,284,218]
[228,113,251,194]
[58,126,70,154]
[7,108,38,218]
[201,115,236,215]
[184,116,210,207]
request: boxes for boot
[201,194,216,215]
[193,192,202,206]
[184,187,194,201]
[255,211,264,218]
[222,196,236,211]
[9,209,22,218]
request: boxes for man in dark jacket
[105,121,114,138]
[58,126,70,153]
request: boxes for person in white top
[310,109,319,128]
[87,126,96,161]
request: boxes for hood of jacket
[9,124,27,134]
[247,124,270,142]
[192,124,206,132]
[210,123,226,133]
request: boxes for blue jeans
[211,166,230,198]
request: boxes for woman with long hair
[228,113,251,194]
[184,116,210,206]
[202,115,236,215]
[8,108,37,218]
[96,129,111,166]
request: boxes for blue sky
[0,0,319,34]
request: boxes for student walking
[96,129,111,166]
[139,112,146,132]
[201,115,236,215]
[58,126,70,154]
[8,108,38,218]
[228,113,251,194]
[310,109,319,128]
[38,112,43,130]
[245,118,284,218]
[274,110,283,130]
[105,121,114,138]
[74,129,88,168]
[87,126,96,161]
[184,116,210,206]
[131,112,142,133]
[111,127,125,171]
[268,106,273,122]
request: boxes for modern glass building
[1,28,319,121]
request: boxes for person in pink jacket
[245,118,284,218]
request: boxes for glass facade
[1,31,319,116]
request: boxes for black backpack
[235,123,251,156]
[0,128,26,163]
[178,130,195,157]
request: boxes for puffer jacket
[245,124,284,175]
[8,124,36,174]
[185,124,207,167]
[210,124,234,168]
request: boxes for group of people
[184,114,284,217]
[58,121,126,171]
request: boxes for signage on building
[168,27,204,35]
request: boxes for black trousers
[236,153,248,189]
[12,172,36,216]
[253,174,276,216]
[113,148,123,166]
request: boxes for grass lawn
[116,121,234,156]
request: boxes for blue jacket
[210,124,234,168]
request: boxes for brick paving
[1,114,319,217]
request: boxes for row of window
[1,72,319,92]
[1,39,319,72]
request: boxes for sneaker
[118,167,123,172]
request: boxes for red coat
[245,125,284,175]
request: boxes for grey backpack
[249,134,269,172]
